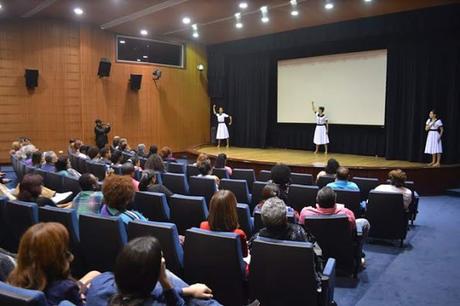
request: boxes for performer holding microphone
[94,119,111,149]
[424,110,443,167]
[311,101,329,154]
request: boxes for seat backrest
[212,168,229,179]
[236,203,253,238]
[46,172,64,193]
[79,214,127,272]
[335,189,362,217]
[287,184,319,212]
[139,157,148,169]
[291,173,314,186]
[38,206,80,248]
[366,191,408,241]
[232,169,256,192]
[352,177,380,201]
[317,175,336,188]
[186,165,200,180]
[162,173,189,195]
[0,281,47,306]
[257,169,271,182]
[249,237,318,306]
[133,192,170,222]
[166,162,186,174]
[69,154,78,170]
[184,228,246,306]
[77,157,88,174]
[168,195,208,235]
[87,162,107,181]
[34,168,48,182]
[4,200,38,253]
[251,181,268,212]
[188,176,217,205]
[304,214,356,275]
[220,179,251,204]
[61,176,82,197]
[253,211,295,233]
[127,220,184,276]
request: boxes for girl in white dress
[213,105,233,148]
[311,101,329,154]
[424,110,444,167]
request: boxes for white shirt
[216,113,229,123]
[316,113,328,125]
[374,184,412,209]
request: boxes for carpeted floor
[335,196,460,306]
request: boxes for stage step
[446,188,460,197]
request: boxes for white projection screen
[277,49,387,125]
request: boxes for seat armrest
[320,258,336,306]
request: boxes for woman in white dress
[311,101,329,154]
[213,104,233,148]
[424,110,444,167]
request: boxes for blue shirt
[41,163,56,172]
[327,180,360,191]
[44,279,82,306]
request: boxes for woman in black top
[138,169,174,197]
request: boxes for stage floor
[195,145,427,169]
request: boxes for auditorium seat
[257,169,271,182]
[162,173,189,195]
[352,177,379,201]
[128,220,184,276]
[249,237,336,306]
[77,157,88,174]
[111,165,122,175]
[0,281,47,306]
[317,175,336,189]
[69,154,78,170]
[231,168,256,192]
[86,161,106,181]
[251,181,268,212]
[186,165,200,180]
[168,195,208,235]
[253,210,295,233]
[167,162,186,174]
[188,176,217,206]
[291,172,314,185]
[46,172,64,193]
[4,200,38,253]
[133,191,170,222]
[236,203,253,238]
[287,184,319,212]
[184,228,247,306]
[220,179,252,205]
[212,168,229,179]
[335,189,362,218]
[139,157,147,169]
[304,214,360,277]
[366,191,408,247]
[61,176,82,199]
[79,214,127,272]
[34,168,47,181]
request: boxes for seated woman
[316,158,340,183]
[253,183,299,221]
[139,169,174,197]
[31,151,43,168]
[192,153,209,167]
[110,150,123,166]
[7,222,100,306]
[86,236,218,306]
[214,153,232,176]
[100,175,147,224]
[197,160,220,188]
[136,143,148,158]
[98,147,112,165]
[9,141,21,156]
[270,163,291,204]
[374,169,413,211]
[144,153,166,173]
[159,146,177,163]
[16,174,56,207]
[55,155,80,178]
[200,190,248,258]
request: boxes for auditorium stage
[184,145,460,195]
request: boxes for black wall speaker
[25,69,39,89]
[98,58,111,77]
[130,74,142,90]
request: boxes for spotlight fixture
[152,69,162,80]
[119,40,126,44]
[239,2,248,9]
[325,1,334,10]
[73,7,84,15]
[182,17,191,24]
[140,29,148,36]
[260,6,269,23]
[235,12,243,29]
[364,0,372,2]
[290,0,299,16]
[192,23,199,38]
[197,64,205,71]
[0,4,3,10]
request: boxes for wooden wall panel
[0,19,210,163]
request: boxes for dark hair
[208,190,239,232]
[17,174,43,202]
[144,154,165,172]
[126,155,139,166]
[198,159,212,176]
[336,167,350,181]
[319,106,325,112]
[316,187,336,209]
[111,150,123,165]
[31,151,42,167]
[95,119,102,124]
[149,145,158,156]
[430,109,437,116]
[79,145,89,155]
[55,156,69,172]
[138,170,156,192]
[215,153,227,169]
[102,175,135,211]
[325,158,340,175]
[79,173,98,191]
[121,162,135,176]
[261,183,280,201]
[87,146,99,159]
[110,237,162,306]
[388,169,407,188]
[112,137,120,147]
[159,147,172,159]
[100,147,110,159]
[119,139,128,151]
[270,164,291,186]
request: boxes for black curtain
[207,4,460,163]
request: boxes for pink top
[299,203,356,230]
[131,178,140,192]
[225,166,233,176]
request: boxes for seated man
[41,151,57,172]
[71,173,104,215]
[327,167,359,191]
[374,169,413,211]
[121,162,139,192]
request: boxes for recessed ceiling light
[182,17,191,24]
[364,0,372,2]
[291,10,299,16]
[192,32,199,38]
[236,22,243,29]
[325,3,334,10]
[73,7,84,15]
[140,29,148,36]
[119,40,126,44]
[239,2,248,9]
[0,4,3,10]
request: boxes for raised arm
[311,101,317,114]
[212,104,217,115]
[425,119,432,131]
[229,115,233,126]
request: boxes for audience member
[100,175,146,224]
[193,153,209,167]
[327,167,359,191]
[42,151,57,172]
[110,150,123,165]
[87,146,100,161]
[159,146,176,162]
[374,169,413,210]
[55,155,80,178]
[197,159,220,187]
[200,190,249,257]
[144,154,166,173]
[253,183,299,220]
[9,141,21,155]
[136,144,148,158]
[121,162,139,191]
[111,136,121,152]
[98,147,112,165]
[214,153,232,176]
[85,237,217,306]
[31,151,43,168]
[19,144,37,163]
[71,174,104,215]
[0,249,15,282]
[7,222,100,306]
[148,144,158,157]
[270,163,291,203]
[16,174,55,207]
[138,169,174,197]
[79,145,90,159]
[316,158,340,183]
[119,138,132,153]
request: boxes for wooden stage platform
[184,145,460,195]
